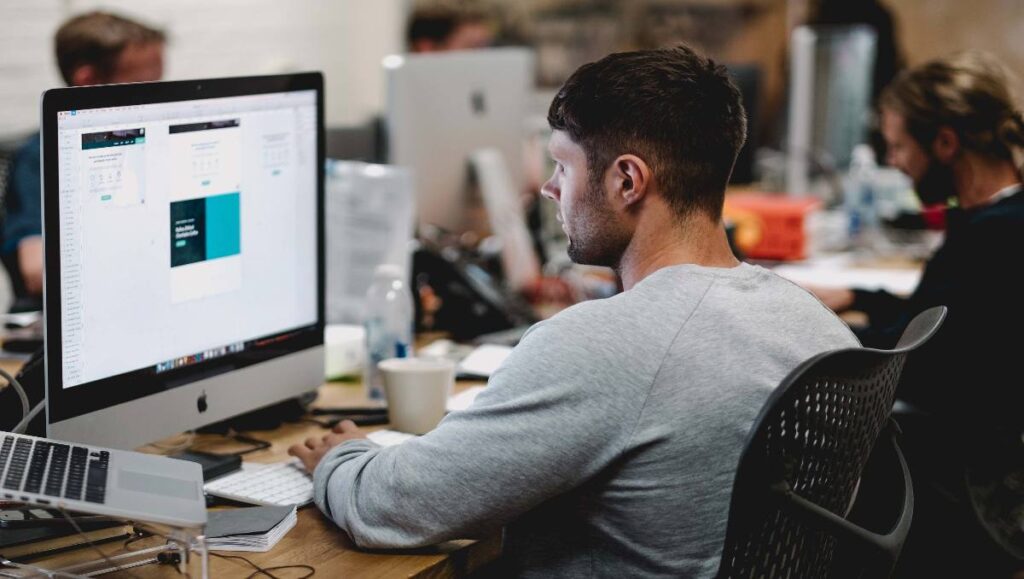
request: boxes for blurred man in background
[406,4,495,53]
[2,11,165,311]
[811,51,1024,577]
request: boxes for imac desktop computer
[384,47,533,234]
[384,47,540,293]
[42,73,325,450]
[786,24,877,195]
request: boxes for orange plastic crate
[723,193,821,261]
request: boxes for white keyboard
[202,430,417,507]
[204,458,313,507]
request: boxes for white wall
[0,0,408,140]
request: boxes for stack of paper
[205,506,297,552]
[366,429,416,446]
[772,254,922,295]
[447,386,485,412]
[457,345,513,379]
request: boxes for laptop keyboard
[0,434,108,504]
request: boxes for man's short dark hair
[548,45,747,221]
[55,11,166,86]
[406,6,486,48]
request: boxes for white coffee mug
[378,358,455,435]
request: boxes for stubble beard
[566,179,631,270]
[914,155,958,206]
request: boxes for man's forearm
[17,236,44,295]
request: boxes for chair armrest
[771,422,913,570]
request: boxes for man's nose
[540,179,558,201]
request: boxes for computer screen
[385,47,533,236]
[385,47,541,291]
[786,25,877,195]
[43,74,325,449]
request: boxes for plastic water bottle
[364,264,415,402]
[844,144,880,250]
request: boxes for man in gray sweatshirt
[290,45,858,577]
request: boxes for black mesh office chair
[716,306,947,579]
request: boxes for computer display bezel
[42,73,325,427]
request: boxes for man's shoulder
[962,191,1023,223]
[517,269,741,364]
[960,193,1024,250]
[521,295,628,342]
[12,133,41,162]
[9,133,41,190]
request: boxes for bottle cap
[373,264,404,280]
[851,144,876,166]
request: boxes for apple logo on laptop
[197,391,208,413]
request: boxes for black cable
[250,564,316,579]
[113,514,316,579]
[222,431,273,457]
[125,524,316,579]
[57,507,145,579]
[54,506,315,578]
[0,366,43,435]
[122,528,154,550]
[211,552,315,579]
[210,553,280,578]
[177,430,271,458]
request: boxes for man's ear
[932,126,960,162]
[611,154,652,207]
[70,64,103,87]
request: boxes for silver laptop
[0,432,206,528]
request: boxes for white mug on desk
[379,358,455,435]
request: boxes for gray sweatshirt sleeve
[312,311,656,549]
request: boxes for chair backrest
[717,306,946,578]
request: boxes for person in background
[406,4,495,53]
[810,51,1024,577]
[2,11,165,311]
[289,45,857,577]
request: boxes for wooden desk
[195,380,499,578]
[0,357,25,377]
[4,376,501,578]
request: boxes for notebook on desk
[206,505,296,552]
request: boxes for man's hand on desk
[288,420,368,473]
[804,285,855,313]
